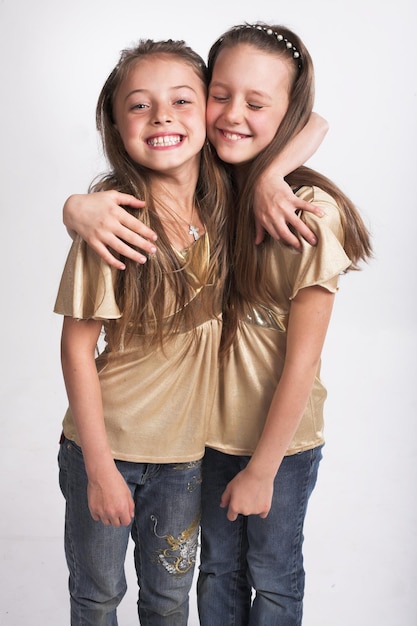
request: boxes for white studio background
[0,0,416,624]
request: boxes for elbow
[310,111,329,140]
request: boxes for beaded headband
[230,24,302,68]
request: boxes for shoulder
[55,235,121,320]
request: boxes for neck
[151,178,203,247]
[151,177,196,215]
[232,163,250,192]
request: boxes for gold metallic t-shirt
[54,233,222,463]
[207,186,352,457]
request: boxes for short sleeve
[288,186,352,300]
[54,236,122,320]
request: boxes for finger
[93,234,156,266]
[114,229,158,256]
[297,201,324,217]
[119,213,158,243]
[118,506,135,527]
[254,221,266,245]
[220,487,231,510]
[109,234,157,260]
[257,216,302,250]
[268,223,302,250]
[112,192,146,209]
[111,511,134,527]
[90,242,127,270]
[227,508,238,522]
[286,216,317,246]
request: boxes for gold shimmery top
[54,232,222,463]
[207,186,352,457]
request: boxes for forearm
[61,318,113,474]
[246,366,317,480]
[61,316,134,525]
[248,287,334,479]
[253,113,328,247]
[222,287,335,520]
[261,112,328,182]
[219,368,315,521]
[63,195,90,241]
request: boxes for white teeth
[223,131,244,141]
[147,135,182,146]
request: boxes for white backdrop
[1,0,416,624]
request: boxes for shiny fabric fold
[54,233,222,463]
[54,236,121,320]
[207,186,352,457]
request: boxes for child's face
[113,55,207,175]
[206,43,294,165]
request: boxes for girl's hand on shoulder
[220,467,274,521]
[87,463,134,527]
[63,190,158,270]
[253,175,323,250]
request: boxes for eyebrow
[209,81,272,100]
[124,85,198,101]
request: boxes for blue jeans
[58,438,202,625]
[197,446,323,626]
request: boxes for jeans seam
[232,518,243,626]
[61,442,84,625]
[290,447,320,621]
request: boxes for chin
[216,149,246,165]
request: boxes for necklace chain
[158,201,200,241]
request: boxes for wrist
[245,457,279,482]
[63,194,79,229]
[259,167,285,187]
[82,445,115,480]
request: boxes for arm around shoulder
[62,190,157,270]
[253,112,329,248]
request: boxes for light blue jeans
[58,438,201,625]
[197,446,323,626]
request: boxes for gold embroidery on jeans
[172,462,202,493]
[172,461,200,470]
[151,513,199,575]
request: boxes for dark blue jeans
[197,446,323,626]
[58,438,202,625]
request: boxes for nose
[152,103,172,125]
[223,99,244,125]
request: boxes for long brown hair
[90,39,230,348]
[208,24,372,353]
